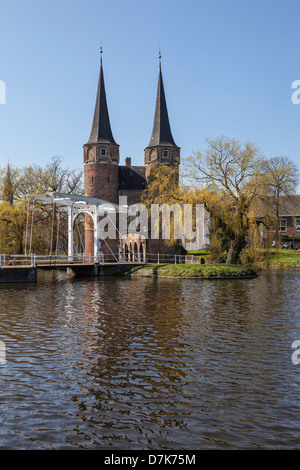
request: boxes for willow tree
[140,163,182,248]
[0,202,26,254]
[183,136,265,264]
[0,156,83,255]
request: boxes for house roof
[118,166,146,191]
[276,195,300,216]
[250,195,300,217]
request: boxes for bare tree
[183,136,265,263]
[263,156,299,248]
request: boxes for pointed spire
[147,54,177,148]
[87,47,117,145]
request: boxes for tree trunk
[226,238,236,264]
[275,193,281,253]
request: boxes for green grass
[186,250,210,258]
[188,248,300,267]
[268,249,300,266]
[127,263,256,278]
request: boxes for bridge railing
[0,253,98,267]
[0,253,202,267]
[102,252,192,264]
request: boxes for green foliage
[141,163,183,247]
[0,202,26,254]
[187,249,210,258]
[239,248,265,268]
[269,249,300,266]
[207,225,230,263]
[183,136,300,264]
[0,156,83,255]
[182,136,265,263]
[141,163,180,207]
[218,253,228,264]
[2,164,14,205]
[281,235,300,242]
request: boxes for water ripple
[0,271,300,449]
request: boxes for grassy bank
[127,263,257,279]
[187,250,211,259]
[187,249,300,268]
[268,249,300,267]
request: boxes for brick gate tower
[143,55,182,255]
[83,50,183,261]
[83,48,119,257]
[144,56,180,179]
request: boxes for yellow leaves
[0,202,26,254]
[141,163,180,207]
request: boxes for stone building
[83,51,182,261]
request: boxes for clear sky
[1,0,300,174]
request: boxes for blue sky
[1,0,300,174]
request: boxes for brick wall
[118,189,144,206]
[84,162,119,259]
[280,216,300,237]
[84,162,119,203]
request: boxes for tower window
[163,150,169,157]
[100,148,107,156]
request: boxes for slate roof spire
[147,53,177,148]
[87,47,117,145]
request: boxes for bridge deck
[36,262,144,270]
[0,262,145,282]
[1,262,144,269]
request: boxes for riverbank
[268,249,300,268]
[188,249,300,269]
[126,263,257,279]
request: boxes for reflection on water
[0,270,300,449]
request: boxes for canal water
[0,270,300,449]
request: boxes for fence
[0,253,202,267]
[0,254,91,267]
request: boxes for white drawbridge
[26,192,127,264]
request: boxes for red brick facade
[82,54,182,260]
[279,215,300,237]
[84,162,119,203]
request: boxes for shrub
[239,248,264,268]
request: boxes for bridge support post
[68,206,74,263]
[93,204,100,264]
